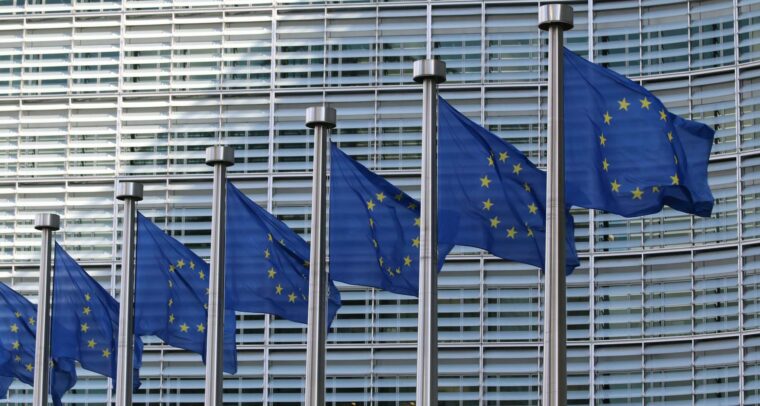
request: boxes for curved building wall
[0,0,755,405]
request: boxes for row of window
[0,0,753,95]
[2,335,758,405]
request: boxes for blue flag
[134,213,237,374]
[329,143,453,296]
[226,181,341,325]
[0,282,76,405]
[564,48,715,217]
[438,97,580,273]
[52,243,142,391]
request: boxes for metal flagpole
[204,146,234,406]
[115,182,144,406]
[412,59,446,406]
[304,106,336,406]
[538,4,573,406]
[32,213,60,406]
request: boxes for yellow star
[523,183,531,192]
[169,264,175,273]
[667,131,673,142]
[179,323,189,333]
[499,151,509,162]
[412,236,420,248]
[303,260,310,268]
[264,248,270,259]
[506,227,517,239]
[671,173,679,185]
[618,98,630,111]
[189,261,195,270]
[177,259,185,269]
[14,312,20,318]
[404,256,412,266]
[88,339,96,348]
[674,155,678,165]
[168,280,173,288]
[369,218,374,228]
[275,284,283,295]
[631,187,644,200]
[528,203,538,215]
[659,110,667,121]
[267,233,273,242]
[480,175,492,188]
[407,202,417,210]
[169,314,175,323]
[599,133,606,146]
[267,267,277,279]
[80,323,89,333]
[28,317,35,326]
[414,217,421,227]
[13,355,20,362]
[482,199,494,210]
[395,193,403,201]
[640,97,651,110]
[395,267,401,274]
[10,323,18,333]
[487,155,494,166]
[198,271,205,280]
[25,363,32,371]
[527,227,534,237]
[288,292,297,303]
[602,158,610,171]
[102,348,111,358]
[84,294,91,302]
[489,216,500,228]
[512,163,522,175]
[379,257,384,266]
[168,298,173,307]
[652,186,660,193]
[372,239,378,248]
[387,267,394,278]
[197,323,205,333]
[376,192,386,202]
[279,239,285,246]
[603,111,612,125]
[611,180,621,192]
[11,340,19,350]
[367,199,376,211]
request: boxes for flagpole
[412,59,446,406]
[204,145,234,406]
[304,106,336,406]
[115,182,143,406]
[32,213,60,406]
[538,4,573,406]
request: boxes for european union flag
[329,143,453,296]
[52,244,142,391]
[226,181,341,325]
[135,213,237,374]
[438,97,580,273]
[0,282,76,405]
[564,48,715,217]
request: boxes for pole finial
[538,4,574,31]
[305,106,336,129]
[34,213,60,231]
[116,182,144,202]
[413,59,446,84]
[205,146,235,167]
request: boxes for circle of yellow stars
[480,151,538,240]
[601,96,679,200]
[79,292,113,359]
[8,310,35,372]
[366,189,419,279]
[167,258,208,335]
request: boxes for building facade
[0,0,756,404]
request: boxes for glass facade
[0,0,756,404]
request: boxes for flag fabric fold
[438,97,580,273]
[564,47,715,217]
[329,143,452,296]
[226,181,341,325]
[135,213,237,374]
[52,243,143,392]
[0,282,76,405]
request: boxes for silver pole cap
[205,146,235,167]
[116,181,144,202]
[413,59,446,84]
[538,4,574,31]
[305,106,336,129]
[34,213,60,231]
